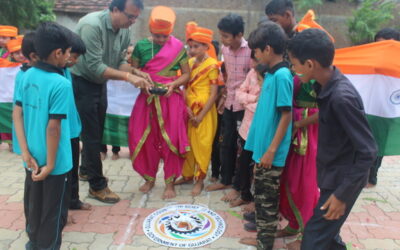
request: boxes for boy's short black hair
[70,32,86,55]
[374,28,400,41]
[248,21,287,55]
[109,0,144,11]
[265,0,294,16]
[258,16,270,27]
[34,22,71,60]
[217,14,245,37]
[212,40,220,56]
[287,28,334,68]
[21,32,36,59]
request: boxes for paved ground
[0,143,399,250]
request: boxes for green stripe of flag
[0,102,12,133]
[102,113,130,147]
[367,114,400,156]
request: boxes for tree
[0,0,56,30]
[294,0,324,11]
[347,0,396,45]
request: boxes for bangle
[125,72,130,81]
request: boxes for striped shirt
[221,38,252,111]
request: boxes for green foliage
[347,0,396,45]
[0,0,56,30]
[294,0,324,11]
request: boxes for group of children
[1,0,396,248]
[1,22,92,249]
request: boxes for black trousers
[233,136,254,202]
[211,114,223,179]
[69,137,81,209]
[72,75,107,191]
[301,188,362,250]
[368,156,383,185]
[220,108,244,185]
[101,144,121,154]
[24,170,69,250]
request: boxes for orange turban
[185,21,198,42]
[0,25,18,37]
[190,27,217,59]
[296,10,335,42]
[7,35,23,53]
[149,6,176,35]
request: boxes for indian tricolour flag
[334,40,400,156]
[102,80,140,147]
[0,58,20,135]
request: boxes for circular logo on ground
[143,204,226,248]
[390,89,400,105]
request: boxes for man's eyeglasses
[122,11,139,20]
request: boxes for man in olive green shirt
[71,0,150,203]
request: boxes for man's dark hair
[374,28,400,41]
[248,21,287,55]
[109,0,144,11]
[212,40,220,56]
[217,14,245,37]
[70,32,86,55]
[21,32,36,59]
[287,28,334,68]
[265,0,294,16]
[34,22,71,60]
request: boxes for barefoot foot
[191,179,204,196]
[221,189,240,202]
[239,237,257,246]
[275,228,298,238]
[100,152,107,161]
[139,180,155,193]
[209,177,218,183]
[67,214,77,225]
[230,198,250,208]
[287,239,302,250]
[174,177,193,185]
[366,182,376,188]
[242,201,255,213]
[205,183,231,192]
[111,153,119,161]
[162,183,176,199]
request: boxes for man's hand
[32,165,54,182]
[321,194,346,220]
[127,74,152,94]
[259,150,275,169]
[132,68,153,84]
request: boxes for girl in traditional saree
[277,76,319,237]
[174,27,219,196]
[128,6,190,199]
